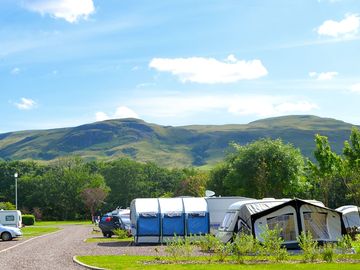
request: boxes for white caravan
[0,210,22,228]
[336,205,360,231]
[205,196,252,234]
[217,198,345,249]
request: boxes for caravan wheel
[1,232,12,241]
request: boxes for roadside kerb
[73,256,107,270]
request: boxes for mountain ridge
[0,115,357,168]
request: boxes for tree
[81,187,109,223]
[342,127,360,204]
[307,135,345,207]
[207,162,230,196]
[175,171,208,197]
[219,139,306,199]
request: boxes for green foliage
[0,201,16,210]
[197,234,222,253]
[113,229,128,239]
[232,233,259,263]
[321,243,335,263]
[259,225,288,262]
[297,231,319,262]
[164,236,186,261]
[22,214,35,225]
[215,139,306,198]
[337,235,353,254]
[213,241,233,262]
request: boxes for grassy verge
[21,226,60,238]
[34,220,92,226]
[76,255,360,270]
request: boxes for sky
[1,0,360,133]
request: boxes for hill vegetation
[0,115,356,167]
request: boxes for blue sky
[1,0,360,132]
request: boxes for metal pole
[14,173,18,210]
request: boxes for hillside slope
[0,115,356,167]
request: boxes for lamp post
[14,172,18,210]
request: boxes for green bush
[232,233,259,263]
[297,231,319,262]
[337,235,353,254]
[260,225,288,262]
[197,234,221,252]
[321,243,335,263]
[113,228,128,239]
[214,241,233,262]
[22,214,35,225]
[164,236,185,261]
[0,201,16,210]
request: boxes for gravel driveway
[0,225,172,269]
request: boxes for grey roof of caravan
[227,198,326,229]
[336,205,360,215]
[228,198,325,214]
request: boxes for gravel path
[0,225,176,269]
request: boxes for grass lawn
[21,226,60,238]
[76,255,360,270]
[35,220,91,226]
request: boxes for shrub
[232,233,259,263]
[0,201,16,210]
[214,241,233,262]
[113,228,128,239]
[260,225,288,262]
[164,236,186,261]
[22,214,35,225]
[197,234,221,252]
[321,243,335,263]
[297,231,319,262]
[337,235,353,254]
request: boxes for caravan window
[220,212,236,230]
[303,212,329,239]
[267,213,296,241]
[5,215,15,222]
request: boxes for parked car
[99,209,131,238]
[0,224,22,241]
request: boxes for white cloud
[309,71,338,80]
[11,67,20,75]
[114,106,139,119]
[15,98,37,110]
[22,0,95,23]
[227,97,318,117]
[317,14,360,38]
[134,95,318,118]
[95,106,139,121]
[95,112,110,121]
[350,83,360,93]
[149,55,268,84]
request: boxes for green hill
[0,115,356,167]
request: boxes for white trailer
[205,196,252,234]
[0,210,22,228]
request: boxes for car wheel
[106,233,112,238]
[1,232,12,241]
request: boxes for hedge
[22,214,35,225]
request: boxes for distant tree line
[0,128,359,220]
